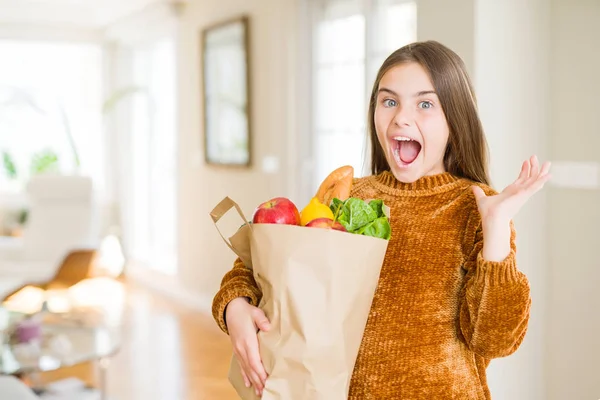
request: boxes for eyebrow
[378,88,437,97]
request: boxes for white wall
[176,0,302,303]
[417,1,550,398]
[474,1,550,399]
[417,0,475,73]
[546,0,600,399]
[474,1,600,398]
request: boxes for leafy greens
[330,197,391,240]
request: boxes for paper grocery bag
[211,197,389,400]
[210,196,254,268]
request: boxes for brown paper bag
[211,196,389,400]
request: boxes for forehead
[378,62,435,93]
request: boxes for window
[0,41,104,195]
[368,0,418,83]
[127,38,178,275]
[311,0,417,188]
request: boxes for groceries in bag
[209,165,391,400]
[250,165,391,240]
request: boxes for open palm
[472,155,552,224]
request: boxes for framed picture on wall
[201,15,252,167]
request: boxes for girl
[211,40,551,399]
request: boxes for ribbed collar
[373,170,461,195]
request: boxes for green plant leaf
[31,149,59,174]
[336,197,378,232]
[330,197,391,239]
[102,86,147,114]
[368,199,384,217]
[17,209,28,225]
[2,151,18,179]
[356,217,391,240]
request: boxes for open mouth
[392,136,422,167]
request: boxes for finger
[523,173,551,197]
[523,158,532,180]
[525,160,552,191]
[471,185,486,203]
[238,347,263,392]
[528,172,552,193]
[247,339,268,385]
[529,155,539,179]
[238,360,251,388]
[248,370,263,396]
[243,357,264,393]
[516,160,529,183]
[539,160,552,177]
[252,309,272,332]
[523,156,541,187]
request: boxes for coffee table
[0,312,120,400]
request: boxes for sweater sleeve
[458,219,531,359]
[211,257,263,335]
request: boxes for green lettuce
[359,217,391,239]
[330,197,391,240]
[368,199,384,216]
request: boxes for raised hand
[472,155,551,225]
[471,155,551,261]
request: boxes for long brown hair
[368,40,490,186]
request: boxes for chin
[388,159,447,184]
[386,149,424,183]
[389,166,423,183]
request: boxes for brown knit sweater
[212,171,531,400]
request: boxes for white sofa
[0,376,40,399]
[0,174,98,299]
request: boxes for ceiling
[0,0,166,29]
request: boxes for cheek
[418,113,449,152]
[374,108,389,140]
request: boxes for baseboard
[125,263,213,315]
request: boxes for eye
[418,101,433,109]
[382,99,397,108]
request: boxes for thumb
[471,185,487,203]
[252,308,271,332]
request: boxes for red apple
[305,218,347,232]
[252,197,301,225]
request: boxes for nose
[393,104,412,127]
